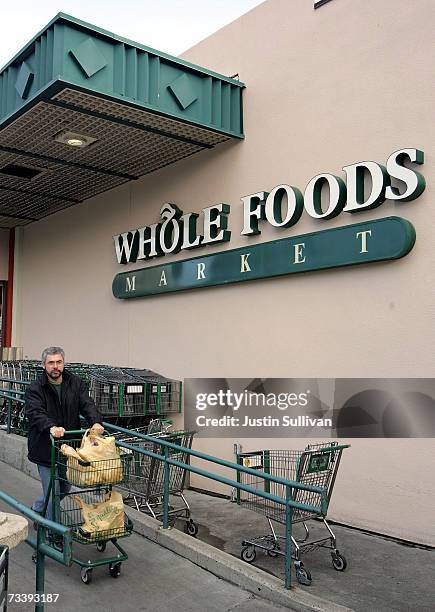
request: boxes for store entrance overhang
[0,13,244,228]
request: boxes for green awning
[0,13,244,227]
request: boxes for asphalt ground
[0,461,288,612]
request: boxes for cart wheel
[184,520,198,537]
[80,568,93,585]
[331,552,347,571]
[295,563,312,586]
[109,562,122,578]
[266,542,280,557]
[241,546,256,564]
[96,541,106,552]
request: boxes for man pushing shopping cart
[24,346,104,520]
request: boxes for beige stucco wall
[17,0,435,545]
[0,229,9,280]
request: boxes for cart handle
[50,428,111,440]
[305,444,350,453]
[238,444,351,458]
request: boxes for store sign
[112,147,424,298]
[113,202,230,264]
[112,217,415,298]
[113,148,424,265]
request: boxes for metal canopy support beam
[0,146,137,180]
[46,99,214,150]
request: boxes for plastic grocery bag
[60,430,123,487]
[74,491,125,538]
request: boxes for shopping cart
[88,368,147,418]
[123,369,182,415]
[147,417,174,435]
[115,428,198,535]
[0,362,29,435]
[111,418,174,438]
[38,429,133,584]
[237,442,350,585]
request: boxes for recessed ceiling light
[54,131,97,148]
[66,137,85,147]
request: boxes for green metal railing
[0,490,72,612]
[0,381,339,590]
[103,421,334,590]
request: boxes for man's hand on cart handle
[50,426,65,438]
[90,423,104,435]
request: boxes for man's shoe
[31,509,43,530]
[47,531,63,551]
[52,536,63,552]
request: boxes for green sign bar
[112,216,415,299]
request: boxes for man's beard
[48,370,62,381]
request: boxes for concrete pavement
[178,490,435,612]
[0,430,434,611]
[0,460,289,612]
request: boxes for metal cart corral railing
[114,426,198,535]
[0,377,342,590]
[103,421,331,589]
[236,442,350,585]
[0,489,73,612]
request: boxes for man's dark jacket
[25,369,102,467]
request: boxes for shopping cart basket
[116,428,198,535]
[39,430,133,584]
[88,368,147,418]
[111,419,173,439]
[0,363,29,435]
[237,442,350,585]
[123,368,182,415]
